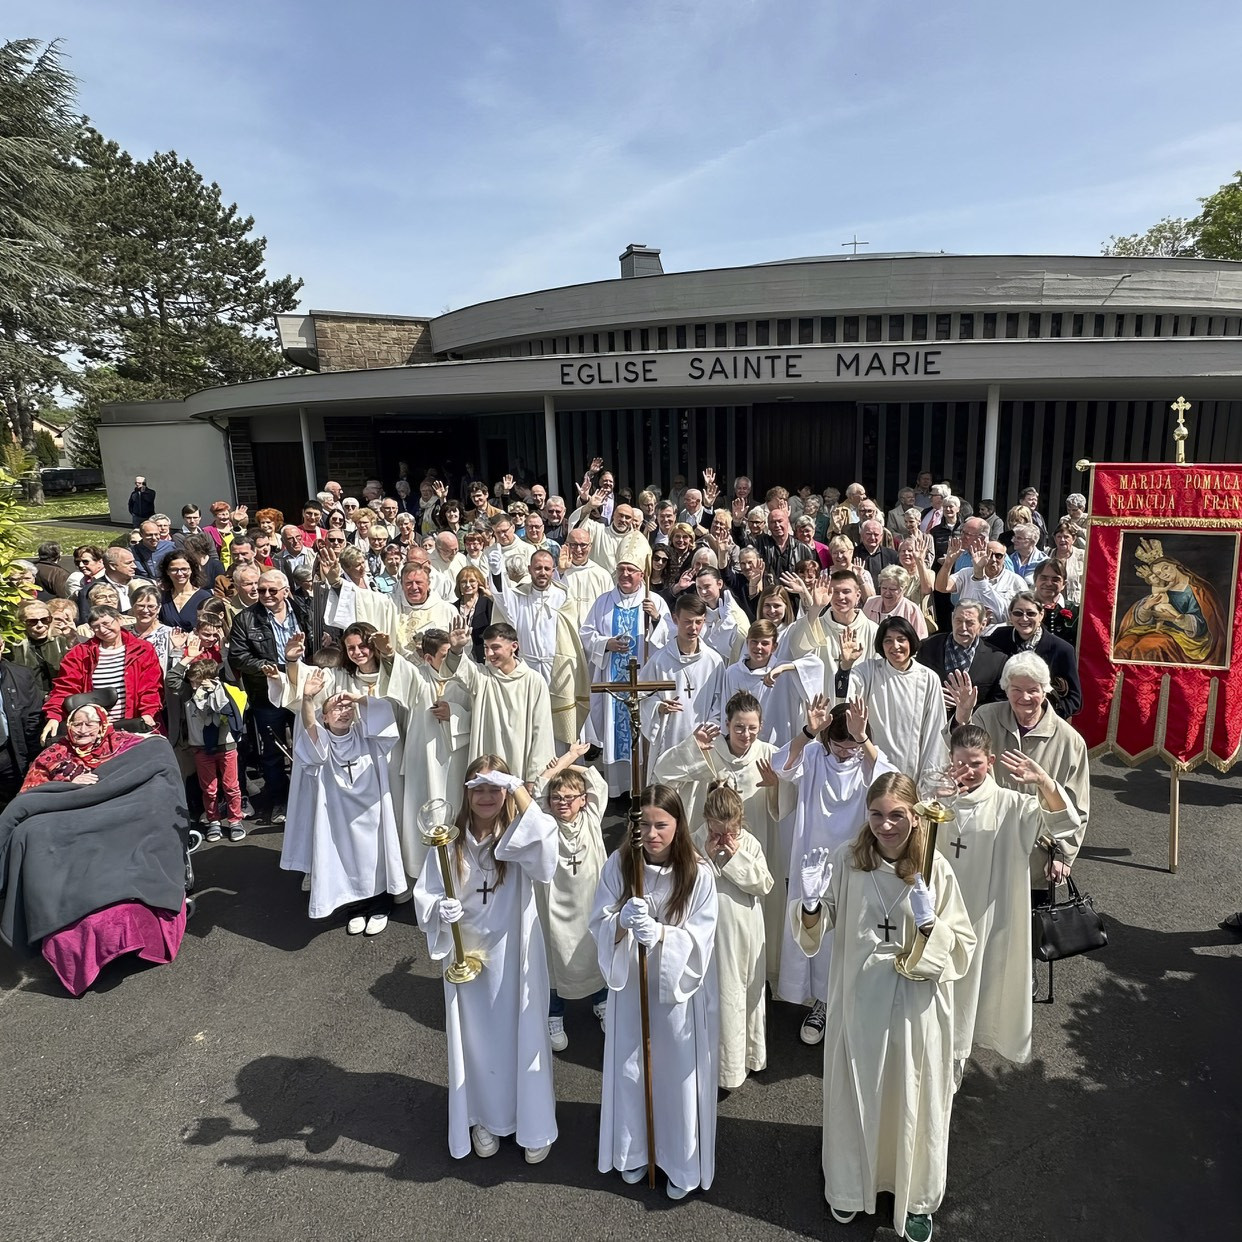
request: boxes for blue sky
[10,1,1242,316]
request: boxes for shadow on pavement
[941,912,1242,1239]
[184,1053,829,1230]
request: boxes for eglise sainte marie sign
[557,348,945,388]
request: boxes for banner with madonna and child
[1077,460,1242,776]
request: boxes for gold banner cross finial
[1171,395,1191,465]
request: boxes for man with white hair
[856,520,899,584]
[579,534,671,796]
[542,494,568,545]
[492,548,590,753]
[887,488,916,537]
[920,484,950,532]
[678,488,710,531]
[432,530,467,582]
[558,525,612,626]
[844,482,867,523]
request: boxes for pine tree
[0,39,85,460]
[73,130,303,397]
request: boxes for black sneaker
[800,1000,827,1045]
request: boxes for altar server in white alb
[414,755,559,1163]
[590,784,719,1201]
[942,724,1076,1072]
[839,616,947,779]
[651,692,791,984]
[772,695,897,1045]
[638,593,724,776]
[794,772,976,1242]
[535,742,609,1053]
[379,628,472,884]
[490,548,590,754]
[693,782,772,1091]
[280,668,405,936]
[447,619,555,788]
[579,533,670,795]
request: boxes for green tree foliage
[0,39,85,453]
[0,468,33,640]
[1102,216,1197,258]
[74,129,303,395]
[1192,170,1242,261]
[1102,170,1242,261]
[33,427,58,466]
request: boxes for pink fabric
[41,900,187,997]
[194,748,242,820]
[863,593,930,639]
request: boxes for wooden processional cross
[588,653,675,1191]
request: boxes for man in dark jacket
[916,600,1008,718]
[0,658,45,809]
[226,569,312,822]
[128,476,157,525]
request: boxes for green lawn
[21,490,112,521]
[18,490,128,556]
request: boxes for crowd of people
[0,460,1098,1240]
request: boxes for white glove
[909,875,936,928]
[799,848,833,911]
[439,897,464,925]
[619,897,649,930]
[465,770,524,793]
[630,915,662,948]
[486,546,504,573]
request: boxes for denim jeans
[549,986,608,1016]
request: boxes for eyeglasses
[256,587,283,595]
[1011,609,1041,619]
[548,791,586,803]
[25,616,51,626]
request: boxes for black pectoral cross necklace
[476,876,496,905]
[877,914,896,942]
[950,835,967,857]
[340,758,358,785]
[566,852,582,876]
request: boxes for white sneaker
[800,999,827,1045]
[666,1181,692,1201]
[524,1143,551,1164]
[364,913,388,936]
[548,1015,568,1052]
[593,1000,607,1031]
[301,873,311,892]
[472,1125,499,1158]
[830,1206,857,1224]
[620,1166,647,1184]
[346,915,367,935]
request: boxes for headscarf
[20,705,147,791]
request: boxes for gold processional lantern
[418,798,482,985]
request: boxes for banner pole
[1168,766,1180,874]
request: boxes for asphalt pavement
[1,755,1239,1242]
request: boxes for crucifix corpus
[589,655,675,1191]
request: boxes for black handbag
[1033,874,1107,962]
[1032,851,1107,1003]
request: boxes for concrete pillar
[981,384,1000,501]
[298,406,317,500]
[543,395,559,495]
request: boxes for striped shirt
[93,647,127,721]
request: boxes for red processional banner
[1077,463,1242,771]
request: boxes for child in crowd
[535,740,608,1052]
[180,658,244,841]
[695,781,771,1091]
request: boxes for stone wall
[314,313,435,371]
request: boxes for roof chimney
[619,243,663,279]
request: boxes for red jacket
[44,631,164,726]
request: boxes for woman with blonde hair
[795,772,975,1240]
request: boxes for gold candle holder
[419,819,482,985]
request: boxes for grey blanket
[0,737,190,953]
